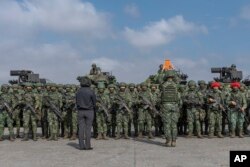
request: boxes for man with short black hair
[76,77,96,150]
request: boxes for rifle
[230,96,249,124]
[43,96,63,120]
[96,95,110,122]
[138,94,160,116]
[208,94,229,121]
[25,103,40,120]
[0,96,13,118]
[115,95,132,113]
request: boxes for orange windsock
[163,59,174,71]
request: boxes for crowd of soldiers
[0,65,250,147]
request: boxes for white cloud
[240,5,250,20]
[123,15,207,49]
[0,0,111,38]
[124,4,140,18]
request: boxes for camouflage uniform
[22,83,39,141]
[0,85,14,141]
[183,81,204,138]
[46,84,63,141]
[115,83,132,139]
[138,83,155,138]
[151,84,162,136]
[108,84,117,137]
[128,83,138,137]
[11,84,23,138]
[226,83,247,138]
[160,71,182,147]
[206,82,224,138]
[96,84,110,140]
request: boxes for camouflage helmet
[12,84,19,89]
[1,84,9,89]
[23,82,33,88]
[140,82,148,88]
[97,82,106,89]
[231,64,236,68]
[150,84,157,88]
[198,80,206,85]
[128,83,135,88]
[188,80,196,87]
[119,82,126,88]
[108,84,116,88]
[92,63,97,67]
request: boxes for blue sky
[0,0,250,84]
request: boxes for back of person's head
[80,77,91,87]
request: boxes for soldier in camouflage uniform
[41,84,50,139]
[22,83,39,141]
[0,84,15,141]
[197,80,208,135]
[160,71,182,147]
[150,84,162,136]
[137,83,155,138]
[183,80,204,138]
[177,84,187,135]
[45,84,63,141]
[107,84,117,137]
[115,82,132,139]
[62,85,77,140]
[226,82,247,138]
[96,83,110,140]
[128,83,138,137]
[240,84,250,135]
[69,84,78,140]
[206,82,224,138]
[11,84,23,138]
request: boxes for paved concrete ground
[0,129,250,167]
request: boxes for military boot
[96,133,102,140]
[124,133,130,139]
[33,134,38,141]
[16,129,20,138]
[22,134,29,141]
[148,132,154,139]
[70,133,77,140]
[171,140,176,147]
[115,133,121,140]
[47,135,53,141]
[165,139,171,147]
[197,133,203,139]
[9,135,15,142]
[239,130,244,138]
[103,133,109,140]
[0,137,3,141]
[208,133,214,139]
[217,132,224,138]
[230,131,235,138]
[63,132,69,139]
[137,132,143,138]
[53,134,58,141]
[186,132,193,138]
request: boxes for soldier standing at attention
[226,82,247,138]
[160,71,182,147]
[0,84,15,141]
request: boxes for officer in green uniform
[151,84,162,136]
[0,84,15,141]
[128,83,138,137]
[107,84,117,137]
[160,71,182,147]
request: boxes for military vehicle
[9,70,47,84]
[211,64,243,83]
[77,64,117,87]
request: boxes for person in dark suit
[76,77,96,150]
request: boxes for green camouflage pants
[13,109,21,131]
[96,111,107,133]
[62,110,70,135]
[208,110,222,134]
[23,109,37,134]
[230,110,245,132]
[116,110,129,135]
[138,108,153,133]
[187,108,201,134]
[71,111,77,134]
[47,111,58,135]
[0,111,14,138]
[161,103,179,141]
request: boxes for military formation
[0,63,250,147]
